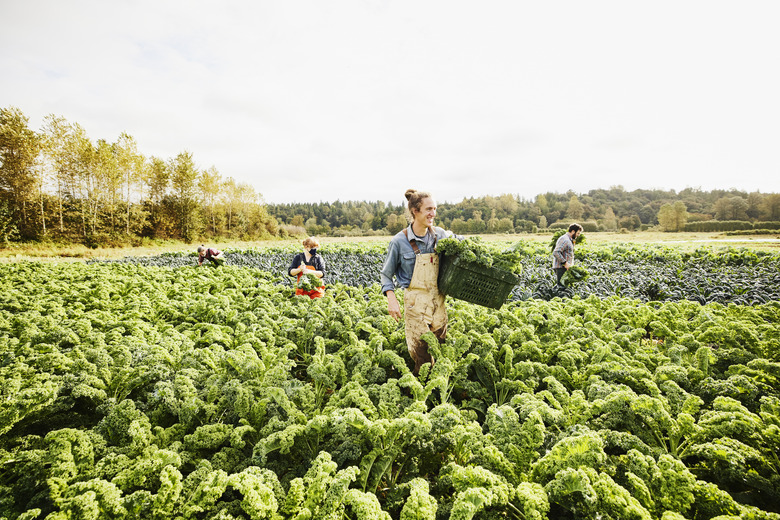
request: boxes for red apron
[295,265,325,299]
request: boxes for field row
[95,242,780,306]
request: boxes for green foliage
[685,220,756,232]
[437,236,524,275]
[550,228,586,251]
[296,271,324,292]
[400,478,437,519]
[658,202,689,232]
[560,265,589,286]
[0,200,20,244]
[1,260,779,519]
[99,241,780,305]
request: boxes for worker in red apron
[288,236,325,298]
[380,189,460,376]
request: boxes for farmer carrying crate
[380,189,461,376]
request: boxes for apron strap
[403,227,438,254]
[403,228,422,254]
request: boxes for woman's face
[413,197,437,228]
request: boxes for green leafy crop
[297,271,324,292]
[560,265,589,286]
[1,257,779,519]
[437,237,524,275]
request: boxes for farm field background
[1,231,780,262]
[1,234,780,519]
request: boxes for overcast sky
[2,1,779,204]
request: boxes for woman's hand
[292,262,307,275]
[386,291,401,321]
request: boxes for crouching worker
[197,245,225,267]
[380,189,460,376]
[288,236,325,299]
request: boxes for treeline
[0,106,278,246]
[268,188,780,236]
[4,105,780,245]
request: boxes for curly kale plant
[437,237,523,275]
[2,260,780,519]
[297,272,324,292]
[560,265,589,286]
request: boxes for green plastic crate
[437,254,520,309]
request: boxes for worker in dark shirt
[288,237,325,298]
[197,245,225,267]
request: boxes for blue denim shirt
[380,224,458,294]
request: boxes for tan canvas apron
[403,229,447,375]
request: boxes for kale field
[2,241,779,519]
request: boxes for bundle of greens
[437,236,523,275]
[297,272,324,291]
[549,229,586,251]
[560,265,589,286]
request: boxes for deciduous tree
[385,213,404,235]
[567,195,584,220]
[41,114,74,233]
[199,166,222,234]
[657,201,688,231]
[760,194,780,221]
[714,196,748,221]
[169,151,200,241]
[602,207,617,231]
[0,106,40,238]
[115,132,145,235]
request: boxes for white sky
[2,0,779,204]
